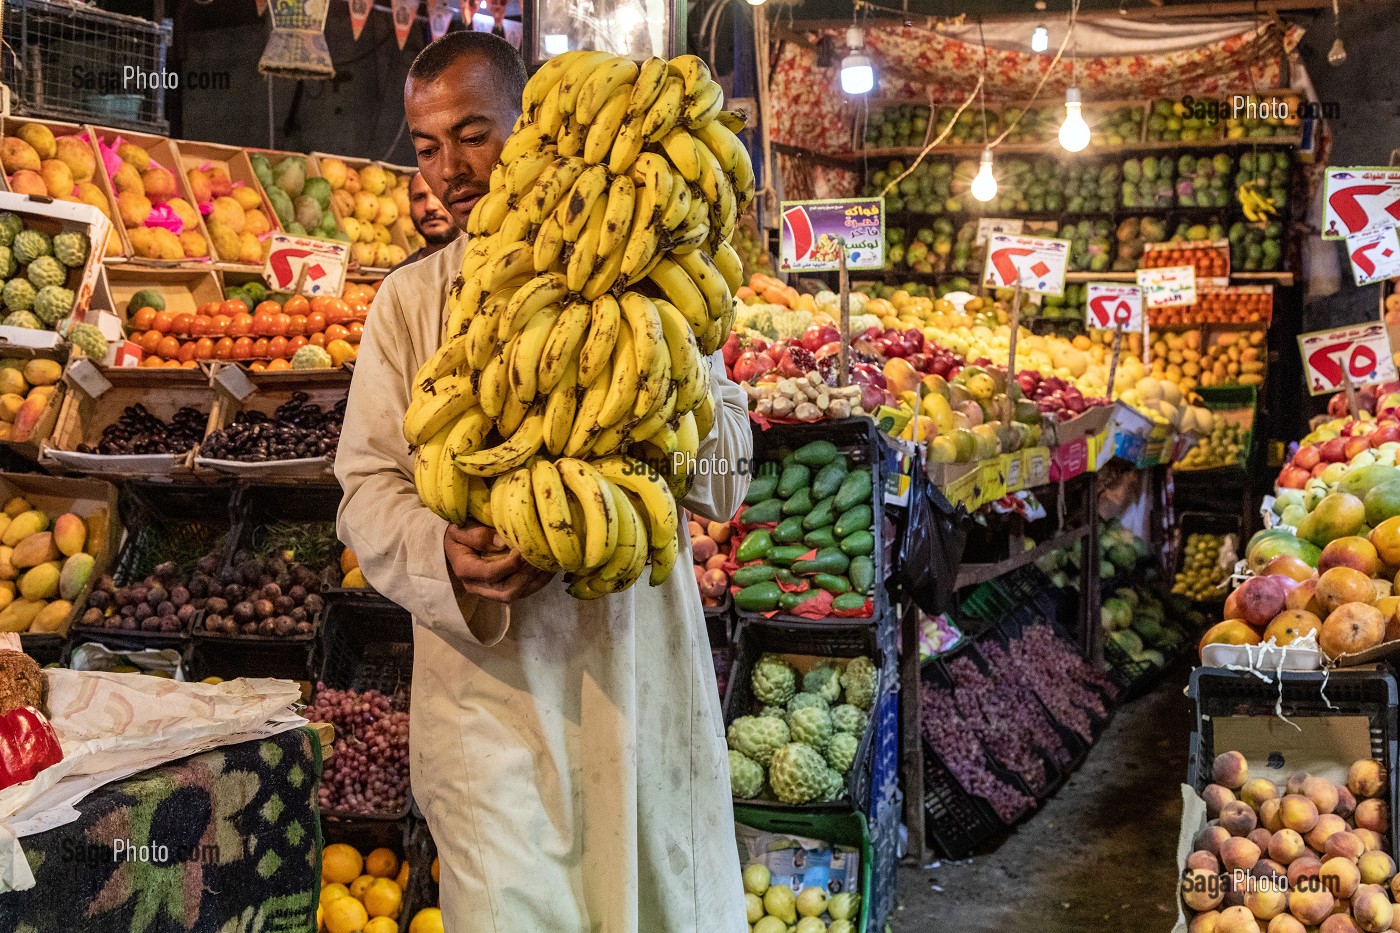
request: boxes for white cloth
[335,235,751,933]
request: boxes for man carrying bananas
[335,32,752,933]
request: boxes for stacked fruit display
[1147,329,1204,396]
[689,512,730,607]
[1229,219,1285,273]
[0,357,62,444]
[726,653,877,803]
[1175,153,1234,208]
[1116,376,1215,435]
[338,548,368,589]
[79,405,207,456]
[1037,518,1150,589]
[731,440,876,616]
[1101,584,1189,671]
[1195,330,1266,388]
[249,153,347,244]
[186,164,274,264]
[1145,98,1220,143]
[1271,415,1400,494]
[933,106,993,145]
[1088,106,1145,147]
[1173,532,1232,601]
[318,842,408,933]
[1225,94,1302,138]
[198,546,327,638]
[317,157,411,269]
[307,685,410,815]
[862,103,929,148]
[1235,151,1291,213]
[997,105,1060,143]
[1142,241,1229,278]
[1180,752,1395,933]
[89,135,210,261]
[0,499,97,634]
[2,123,105,207]
[1060,161,1120,213]
[1148,289,1272,326]
[1176,415,1248,470]
[1062,218,1112,273]
[740,863,861,933]
[1120,156,1177,208]
[0,212,88,332]
[201,392,344,462]
[404,51,754,599]
[1111,216,1169,271]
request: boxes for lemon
[409,907,444,933]
[320,883,349,906]
[364,878,403,919]
[323,896,368,933]
[364,918,398,933]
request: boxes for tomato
[309,332,327,348]
[177,340,198,363]
[252,313,276,337]
[139,331,163,354]
[189,316,210,338]
[213,337,235,360]
[196,302,217,317]
[267,358,291,371]
[172,313,197,336]
[254,300,282,317]
[286,314,308,338]
[272,313,291,336]
[324,301,346,327]
[180,360,198,369]
[346,301,370,321]
[288,335,309,353]
[220,299,249,318]
[324,324,349,344]
[305,311,326,334]
[208,314,232,337]
[252,338,271,359]
[309,296,332,315]
[268,336,289,358]
[232,337,254,360]
[229,313,254,338]
[151,311,176,334]
[157,335,182,359]
[131,307,157,330]
[283,294,309,315]
[346,321,364,342]
[140,355,164,368]
[193,337,215,360]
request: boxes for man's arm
[679,352,752,523]
[334,274,510,647]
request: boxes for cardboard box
[195,365,347,481]
[0,191,112,350]
[87,126,213,265]
[244,148,346,242]
[175,139,282,269]
[0,343,69,462]
[309,152,410,272]
[0,117,119,246]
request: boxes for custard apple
[831,704,867,735]
[291,344,333,369]
[759,705,785,720]
[1,311,41,329]
[826,732,859,774]
[0,246,14,278]
[727,715,789,767]
[34,285,75,325]
[787,692,829,717]
[768,743,827,804]
[53,231,90,269]
[12,230,51,265]
[841,656,879,711]
[752,654,798,706]
[728,750,765,799]
[0,213,21,246]
[3,278,35,313]
[65,322,108,361]
[789,706,832,752]
[26,256,65,290]
[818,767,844,802]
[803,662,842,703]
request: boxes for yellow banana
[694,140,736,239]
[674,409,699,464]
[589,418,635,458]
[668,54,711,94]
[522,49,582,113]
[712,239,744,294]
[648,534,678,585]
[684,79,723,129]
[499,122,553,166]
[534,213,566,273]
[477,351,510,419]
[660,177,692,230]
[466,287,512,369]
[443,407,493,460]
[658,127,702,183]
[466,187,508,236]
[731,148,756,214]
[581,244,625,300]
[557,163,610,242]
[598,174,636,258]
[619,292,667,417]
[596,321,639,427]
[717,109,747,133]
[501,340,527,417]
[531,458,584,571]
[556,50,613,117]
[593,486,645,586]
[667,222,710,255]
[415,421,451,519]
[455,402,546,477]
[539,299,591,394]
[692,388,716,441]
[692,120,743,173]
[673,248,732,322]
[566,206,603,294]
[627,57,669,121]
[415,333,470,386]
[479,240,536,293]
[543,360,580,455]
[498,272,569,341]
[641,76,684,142]
[620,189,662,283]
[576,57,638,125]
[647,257,708,331]
[496,467,561,572]
[460,233,500,281]
[654,298,704,411]
[583,86,633,165]
[565,359,613,456]
[465,474,493,526]
[579,295,621,386]
[503,148,558,201]
[606,115,647,175]
[535,81,565,138]
[556,117,587,158]
[526,157,587,224]
[556,458,619,569]
[631,377,677,443]
[498,202,535,246]
[592,455,678,550]
[508,303,561,403]
[436,446,472,526]
[629,153,674,216]
[403,372,478,446]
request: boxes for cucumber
[803,526,838,550]
[832,592,868,613]
[834,468,873,512]
[773,515,806,544]
[732,564,778,587]
[781,487,813,516]
[768,545,810,567]
[744,476,778,504]
[793,548,850,576]
[741,499,784,525]
[794,439,839,466]
[779,588,824,611]
[735,529,773,563]
[834,504,874,539]
[777,463,811,498]
[736,581,782,612]
[802,496,837,531]
[840,530,875,557]
[812,458,850,499]
[849,555,875,594]
[812,573,852,595]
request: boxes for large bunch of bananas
[403,50,755,600]
[1237,182,1277,221]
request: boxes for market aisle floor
[893,659,1192,933]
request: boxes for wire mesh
[3,0,170,133]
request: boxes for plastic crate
[732,805,872,933]
[1102,633,1166,699]
[723,616,892,813]
[317,815,418,932]
[399,817,440,933]
[1185,666,1400,861]
[866,786,900,933]
[109,483,240,587]
[316,595,414,699]
[924,655,1045,802]
[230,483,344,586]
[1172,511,1242,605]
[993,605,1117,744]
[920,738,1009,860]
[187,636,316,686]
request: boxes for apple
[1321,437,1350,463]
[1278,466,1311,489]
[1345,435,1375,460]
[1294,445,1322,470]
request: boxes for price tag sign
[1323,167,1400,240]
[1137,265,1197,309]
[1346,224,1400,286]
[779,198,884,271]
[1298,322,1399,396]
[1085,283,1143,332]
[974,217,1024,247]
[262,234,348,297]
[981,233,1069,296]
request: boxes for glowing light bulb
[1031,25,1048,52]
[1058,87,1091,152]
[971,148,997,202]
[746,0,768,7]
[840,27,874,95]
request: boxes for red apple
[1294,445,1322,470]
[1371,423,1400,446]
[1345,435,1374,460]
[1224,575,1302,630]
[1277,466,1310,489]
[1321,438,1350,463]
[1312,463,1331,478]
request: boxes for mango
[0,547,17,581]
[0,597,45,632]
[1296,492,1367,547]
[21,358,61,387]
[2,509,46,546]
[0,394,24,423]
[0,581,13,611]
[0,368,27,397]
[29,599,72,634]
[1339,464,1400,500]
[59,552,93,600]
[52,512,86,557]
[16,124,56,160]
[9,393,49,442]
[12,531,58,569]
[18,561,59,600]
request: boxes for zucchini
[832,592,868,613]
[812,458,850,499]
[735,581,782,612]
[834,504,874,539]
[794,439,839,466]
[812,573,852,595]
[744,476,778,504]
[834,468,873,512]
[732,564,778,587]
[840,530,875,557]
[779,588,824,611]
[803,526,838,550]
[773,515,806,544]
[768,545,811,567]
[781,487,813,516]
[793,548,850,576]
[777,463,811,498]
[734,529,773,563]
[802,496,837,531]
[741,499,784,525]
[849,555,875,594]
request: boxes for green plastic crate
[733,805,873,933]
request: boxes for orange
[219,298,249,317]
[340,548,359,575]
[321,843,363,885]
[365,847,398,879]
[364,919,398,933]
[267,358,291,371]
[283,294,309,315]
[322,895,368,933]
[349,873,376,900]
[409,907,443,933]
[363,878,402,919]
[320,882,349,905]
[394,860,409,889]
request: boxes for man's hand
[444,523,554,602]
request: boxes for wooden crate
[309,152,410,272]
[0,117,124,262]
[0,344,69,463]
[175,139,282,270]
[244,148,346,242]
[86,125,214,266]
[194,365,348,482]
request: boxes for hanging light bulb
[971,148,998,202]
[746,0,768,7]
[1031,25,1049,53]
[840,27,875,95]
[1058,87,1091,152]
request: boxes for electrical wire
[878,76,981,198]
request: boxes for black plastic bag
[894,465,967,616]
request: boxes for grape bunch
[1003,623,1116,741]
[307,686,410,816]
[920,684,1034,822]
[80,405,207,456]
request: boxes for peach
[1192,911,1222,933]
[1349,760,1387,798]
[1290,855,1323,887]
[1286,771,1311,796]
[1244,887,1288,922]
[1189,849,1223,872]
[1321,857,1361,899]
[1250,828,1275,851]
[1199,824,1233,855]
[1390,872,1400,901]
[1355,828,1384,852]
[1306,778,1343,816]
[1243,778,1283,809]
[1336,786,1359,820]
[1321,603,1388,658]
[1281,794,1321,833]
[1355,798,1389,833]
[1316,567,1380,615]
[1307,814,1349,852]
[1183,866,1225,911]
[1222,836,1263,872]
[1223,801,1261,836]
[1269,829,1308,865]
[1319,916,1362,933]
[1217,904,1263,933]
[1353,883,1394,933]
[1254,858,1287,883]
[1259,798,1283,832]
[1289,876,1336,924]
[1359,850,1396,886]
[1263,609,1323,646]
[1324,831,1366,862]
[1267,913,1305,933]
[1205,784,1239,817]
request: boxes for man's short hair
[408,31,527,105]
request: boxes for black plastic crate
[317,815,423,933]
[1186,665,1400,861]
[187,636,316,686]
[109,483,240,587]
[1172,511,1242,605]
[723,615,892,813]
[737,417,889,627]
[316,595,414,699]
[230,484,344,586]
[994,605,1116,743]
[920,738,1009,860]
[400,817,440,932]
[1102,633,1166,700]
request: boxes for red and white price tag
[1137,265,1197,309]
[1324,167,1400,240]
[981,233,1069,296]
[262,234,348,297]
[1298,322,1399,396]
[1346,224,1400,286]
[1085,283,1143,332]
